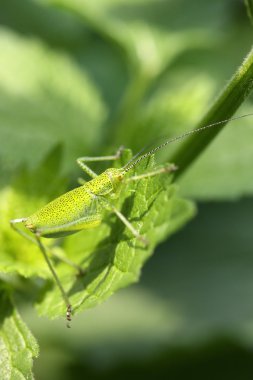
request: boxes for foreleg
[77,146,124,179]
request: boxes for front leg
[77,146,124,179]
[126,163,178,182]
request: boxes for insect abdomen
[24,170,119,237]
[25,185,100,234]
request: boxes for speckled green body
[25,168,124,238]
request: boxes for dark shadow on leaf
[0,290,14,325]
[35,278,54,305]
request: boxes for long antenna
[123,113,253,172]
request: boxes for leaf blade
[0,288,39,380]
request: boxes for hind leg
[10,219,84,274]
[10,218,73,327]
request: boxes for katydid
[10,113,253,327]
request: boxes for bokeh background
[1,0,253,379]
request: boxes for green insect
[10,114,251,327]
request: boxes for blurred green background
[1,0,253,379]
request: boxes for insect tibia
[66,304,72,328]
[126,163,178,182]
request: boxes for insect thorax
[86,168,124,196]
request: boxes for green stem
[171,45,253,178]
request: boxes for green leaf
[22,198,253,371]
[0,28,106,179]
[34,151,195,319]
[0,0,88,48]
[0,146,67,278]
[41,0,226,71]
[0,287,39,380]
[39,0,220,146]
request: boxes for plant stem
[171,45,253,178]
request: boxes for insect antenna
[123,113,253,173]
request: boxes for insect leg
[10,219,84,274]
[77,177,86,185]
[127,163,178,182]
[77,146,124,178]
[35,233,72,328]
[110,205,148,246]
[10,218,36,244]
[97,197,148,246]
